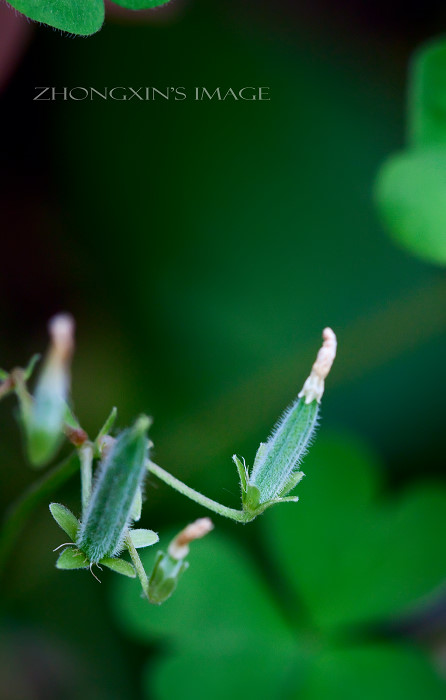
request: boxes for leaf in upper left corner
[8,0,104,35]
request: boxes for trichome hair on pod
[76,415,150,563]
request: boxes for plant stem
[125,531,149,597]
[147,461,252,523]
[79,443,93,515]
[0,452,79,576]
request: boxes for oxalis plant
[0,314,336,605]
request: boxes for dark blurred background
[1,0,446,698]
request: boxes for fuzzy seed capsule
[76,415,150,564]
[247,329,336,505]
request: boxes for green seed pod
[246,328,337,508]
[148,518,213,605]
[76,415,150,564]
[25,314,75,466]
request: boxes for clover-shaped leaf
[267,433,446,631]
[300,645,446,700]
[375,39,446,265]
[111,434,446,699]
[376,148,446,265]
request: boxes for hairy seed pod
[76,415,150,563]
[249,328,336,504]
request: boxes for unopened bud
[147,518,214,605]
[168,517,214,560]
[26,313,75,466]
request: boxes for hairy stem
[147,461,252,523]
[125,530,149,597]
[0,452,79,575]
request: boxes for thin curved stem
[0,452,79,575]
[147,461,252,523]
[124,530,149,598]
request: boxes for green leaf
[8,0,104,36]
[111,531,292,653]
[130,529,159,548]
[267,434,446,630]
[100,557,136,578]
[109,0,171,9]
[49,503,79,541]
[56,547,89,570]
[300,645,446,700]
[376,147,446,265]
[147,645,306,700]
[409,39,446,149]
[0,370,8,380]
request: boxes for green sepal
[242,484,261,513]
[56,547,89,570]
[0,369,8,381]
[95,407,118,450]
[232,454,248,492]
[130,488,143,522]
[23,354,41,381]
[49,503,80,541]
[100,557,136,578]
[64,404,82,430]
[148,551,189,606]
[278,471,305,498]
[130,529,159,549]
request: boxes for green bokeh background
[1,1,446,698]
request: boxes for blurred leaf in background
[376,38,446,265]
[112,433,446,699]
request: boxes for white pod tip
[48,313,75,363]
[298,327,337,404]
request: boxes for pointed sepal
[56,547,89,570]
[130,529,159,549]
[100,557,136,578]
[49,503,80,540]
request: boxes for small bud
[147,518,213,605]
[21,314,75,466]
